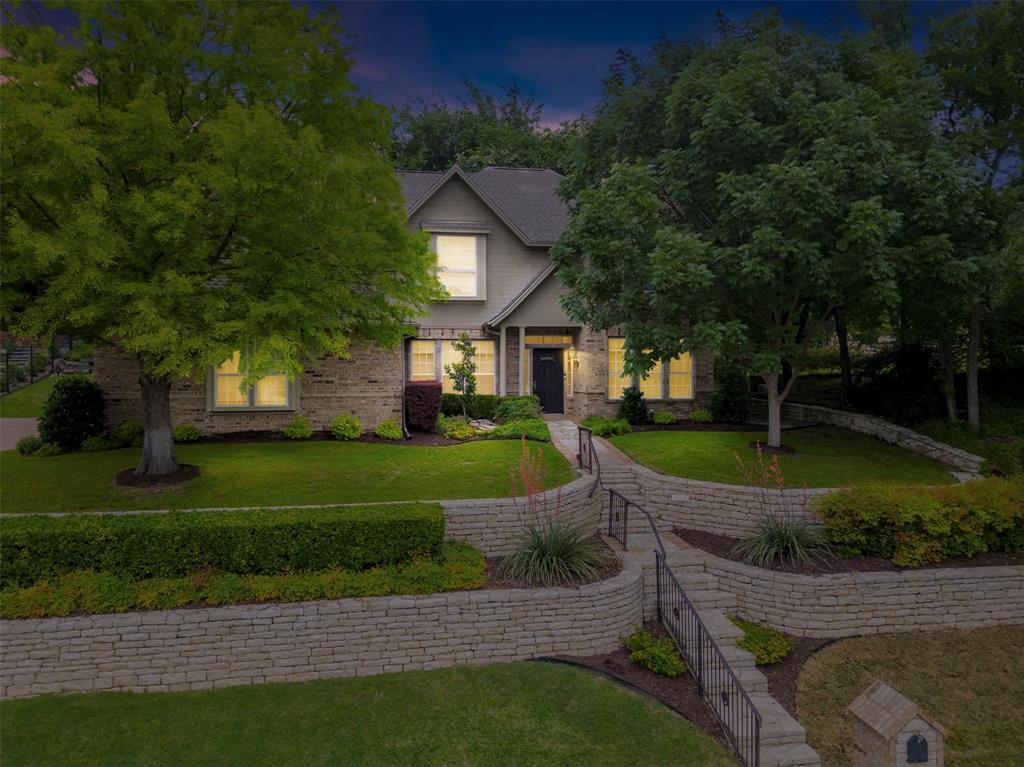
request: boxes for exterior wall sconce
[567,345,579,367]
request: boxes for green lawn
[0,375,60,418]
[797,627,1024,767]
[0,440,575,514]
[0,663,736,767]
[609,426,955,487]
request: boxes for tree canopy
[1,1,439,473]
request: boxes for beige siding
[501,271,575,327]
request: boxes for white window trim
[208,366,298,412]
[429,232,487,301]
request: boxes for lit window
[638,355,663,400]
[443,340,495,395]
[607,338,629,400]
[213,352,290,409]
[669,352,694,399]
[436,235,479,298]
[524,335,572,346]
[409,340,436,381]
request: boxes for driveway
[0,418,38,451]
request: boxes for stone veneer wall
[443,473,600,555]
[0,551,643,700]
[601,463,828,537]
[94,346,404,435]
[751,398,984,474]
[700,549,1024,638]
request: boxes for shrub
[109,420,145,448]
[441,393,504,421]
[37,374,106,450]
[33,442,64,457]
[730,617,794,665]
[282,416,314,440]
[493,395,542,423]
[489,418,550,442]
[1,363,27,388]
[15,436,43,456]
[405,380,442,432]
[374,419,403,440]
[330,413,362,440]
[814,478,1024,567]
[623,629,687,677]
[653,410,677,425]
[581,415,631,437]
[80,435,116,452]
[172,424,203,443]
[617,386,648,425]
[711,359,752,423]
[497,521,609,586]
[437,414,476,440]
[0,503,446,587]
[0,542,486,619]
[688,408,713,423]
[732,513,832,568]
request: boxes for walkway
[547,419,635,468]
[0,418,38,451]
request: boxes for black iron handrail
[606,488,628,549]
[577,426,601,496]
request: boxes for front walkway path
[547,419,635,468]
[0,418,38,451]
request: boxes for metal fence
[577,426,600,495]
[655,550,762,767]
[607,488,629,548]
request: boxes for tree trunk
[134,373,180,476]
[763,372,783,448]
[967,303,980,431]
[940,332,958,423]
[834,305,853,409]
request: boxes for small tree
[444,333,477,418]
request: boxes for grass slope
[609,426,954,487]
[0,663,736,767]
[797,627,1024,767]
[0,440,575,514]
[0,375,59,418]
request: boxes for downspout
[401,335,411,439]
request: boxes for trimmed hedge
[439,394,542,423]
[0,503,445,587]
[405,380,442,432]
[814,478,1024,567]
[0,542,486,619]
[489,418,550,442]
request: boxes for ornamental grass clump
[733,513,832,568]
[497,520,608,587]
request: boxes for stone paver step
[682,588,738,611]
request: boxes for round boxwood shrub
[110,420,145,448]
[374,419,402,440]
[34,442,64,457]
[283,416,314,440]
[15,436,43,456]
[172,424,203,443]
[689,408,713,423]
[37,375,107,451]
[653,410,677,425]
[331,413,362,440]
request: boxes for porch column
[519,328,526,395]
[498,325,507,396]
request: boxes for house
[94,166,713,432]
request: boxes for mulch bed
[116,464,200,487]
[674,527,1024,574]
[195,429,490,447]
[628,422,761,433]
[759,635,835,717]
[548,622,728,741]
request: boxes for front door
[532,348,564,414]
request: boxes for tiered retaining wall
[0,550,643,700]
[751,398,984,474]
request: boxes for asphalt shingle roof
[396,166,569,246]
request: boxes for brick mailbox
[848,680,945,767]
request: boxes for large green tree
[1,2,438,475]
[554,20,931,447]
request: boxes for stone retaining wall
[700,550,1024,638]
[443,473,601,555]
[0,551,643,700]
[751,398,983,474]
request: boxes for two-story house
[94,166,713,432]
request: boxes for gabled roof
[486,263,557,327]
[396,166,569,247]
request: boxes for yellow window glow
[639,356,663,400]
[607,338,629,400]
[442,340,495,395]
[669,352,694,399]
[436,235,478,297]
[215,352,248,407]
[409,340,436,381]
[254,375,288,407]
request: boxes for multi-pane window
[669,352,694,399]
[435,235,479,298]
[607,338,629,400]
[638,356,663,400]
[409,340,436,381]
[213,352,290,409]
[442,340,495,395]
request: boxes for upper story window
[434,234,485,300]
[212,352,292,410]
[607,339,695,401]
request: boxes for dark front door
[532,348,564,414]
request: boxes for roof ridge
[474,165,562,174]
[394,169,446,174]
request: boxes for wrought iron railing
[607,488,628,548]
[577,426,600,496]
[655,550,762,767]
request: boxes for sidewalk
[0,418,38,451]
